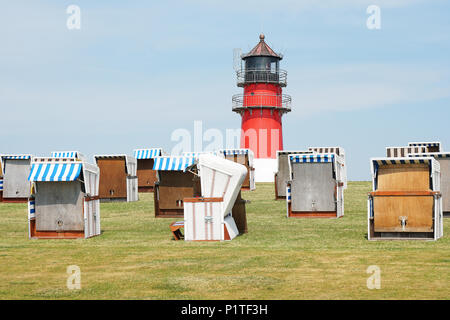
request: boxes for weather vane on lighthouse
[232,34,292,182]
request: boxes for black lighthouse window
[244,56,280,83]
[244,56,279,72]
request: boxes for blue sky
[1,0,449,180]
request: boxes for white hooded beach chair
[183,154,247,241]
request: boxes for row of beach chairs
[1,141,447,241]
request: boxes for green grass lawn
[0,181,449,300]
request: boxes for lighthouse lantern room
[232,34,291,182]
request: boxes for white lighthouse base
[253,158,277,182]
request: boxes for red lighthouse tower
[232,34,291,182]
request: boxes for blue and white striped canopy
[409,143,440,147]
[134,148,162,159]
[290,154,334,163]
[409,153,450,158]
[217,149,249,156]
[277,150,311,156]
[51,151,79,158]
[28,163,82,182]
[1,155,31,160]
[373,158,432,165]
[0,179,3,191]
[431,154,449,158]
[94,155,126,159]
[153,156,196,171]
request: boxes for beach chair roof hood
[197,154,247,217]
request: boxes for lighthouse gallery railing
[236,69,287,87]
[232,93,292,112]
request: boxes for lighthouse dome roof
[242,34,282,60]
